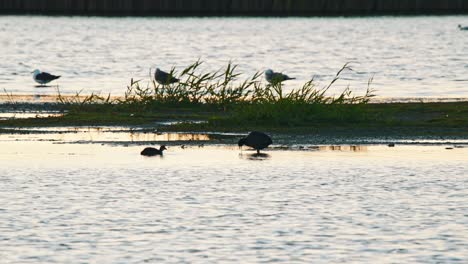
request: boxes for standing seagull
[458,24,468,30]
[31,69,60,86]
[238,131,273,154]
[155,68,179,85]
[265,69,295,84]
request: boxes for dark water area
[1,0,467,16]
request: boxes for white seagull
[154,68,179,85]
[31,69,60,85]
[265,69,295,84]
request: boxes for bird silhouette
[238,131,273,154]
[140,145,167,156]
[265,69,295,84]
[31,69,60,86]
[155,68,179,85]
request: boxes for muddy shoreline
[1,101,467,144]
[2,125,468,147]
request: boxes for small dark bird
[31,69,60,85]
[238,131,273,154]
[458,24,468,31]
[155,68,179,85]
[265,69,295,84]
[140,145,167,156]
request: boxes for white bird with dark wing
[265,69,295,84]
[154,68,179,85]
[458,24,468,31]
[31,69,60,85]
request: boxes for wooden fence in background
[0,0,467,16]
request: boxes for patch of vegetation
[49,61,375,125]
[1,61,468,137]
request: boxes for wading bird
[155,68,179,85]
[31,69,60,86]
[140,145,167,156]
[265,69,295,84]
[238,131,272,154]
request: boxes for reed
[53,61,375,125]
[2,88,17,106]
[56,87,112,110]
[116,61,374,108]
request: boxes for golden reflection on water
[0,127,210,143]
[0,94,120,103]
[0,94,56,102]
[128,132,210,142]
[0,113,63,120]
[322,145,368,152]
[1,140,468,264]
[273,145,368,152]
[239,152,271,161]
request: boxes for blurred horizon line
[0,0,467,16]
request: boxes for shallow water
[0,112,63,120]
[0,131,467,263]
[0,127,212,143]
[1,15,468,99]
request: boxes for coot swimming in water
[141,145,167,156]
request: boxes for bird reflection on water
[324,145,367,152]
[239,152,271,161]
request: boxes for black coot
[141,145,167,156]
[238,131,272,154]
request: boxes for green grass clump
[228,102,369,127]
[124,61,374,106]
[58,61,375,126]
[2,61,379,128]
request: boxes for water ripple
[1,16,467,98]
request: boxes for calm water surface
[0,134,467,263]
[1,15,468,98]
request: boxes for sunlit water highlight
[1,15,468,99]
[0,130,467,263]
[0,112,63,120]
[0,128,211,143]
